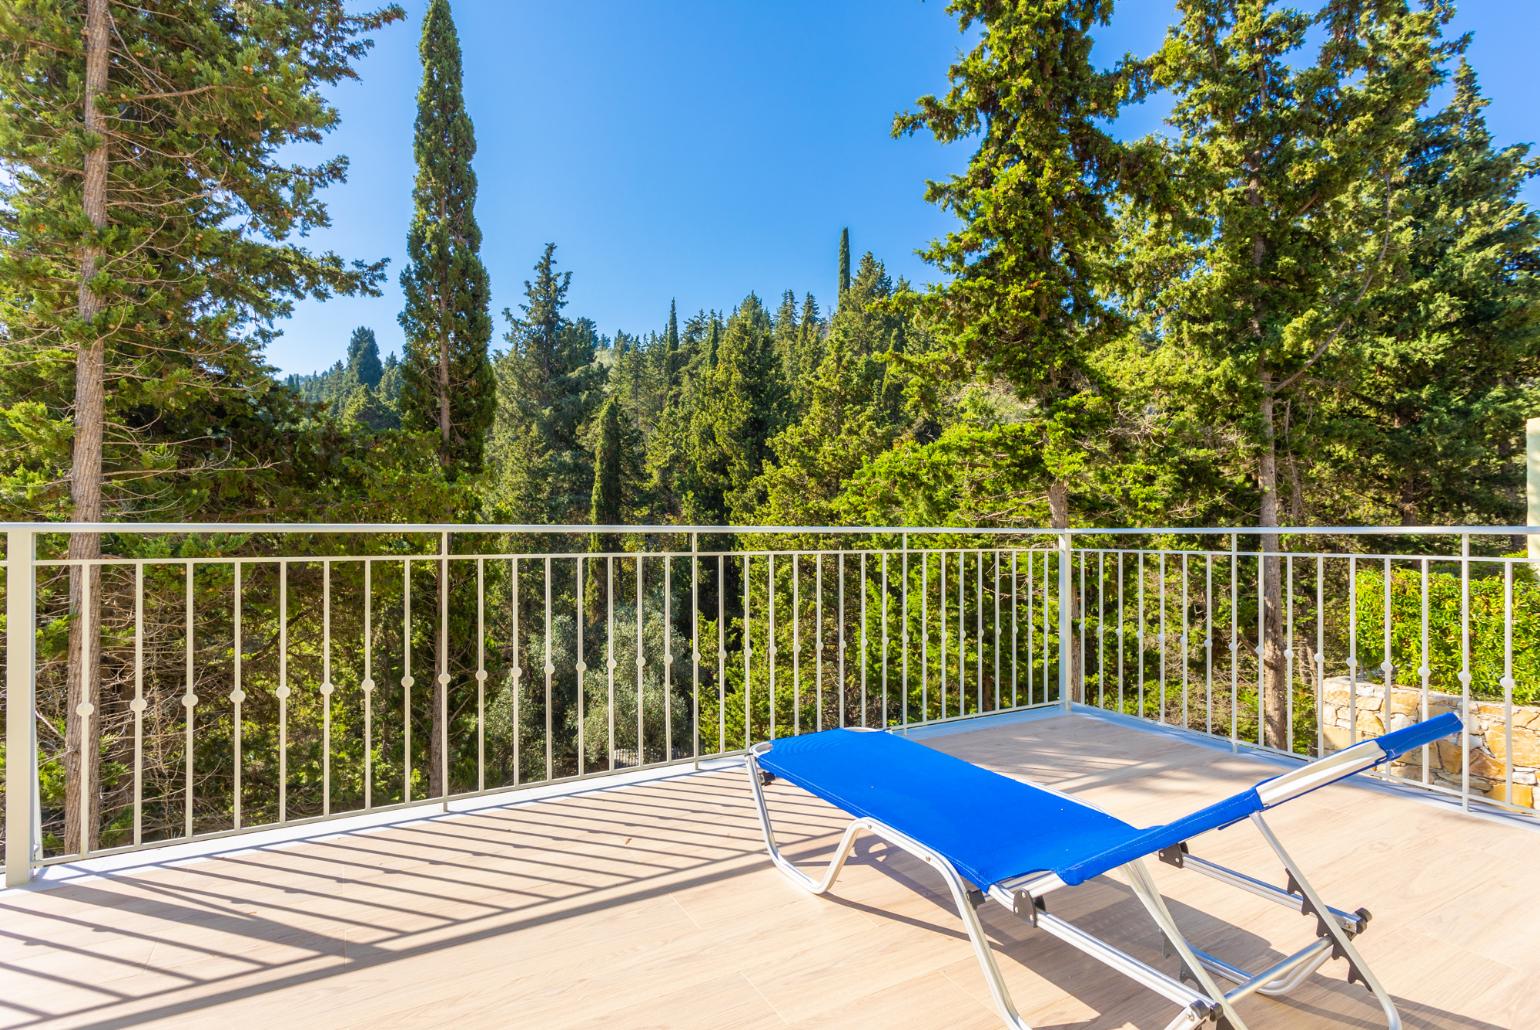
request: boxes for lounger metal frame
[745,734,1402,1030]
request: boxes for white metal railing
[2,523,1535,886]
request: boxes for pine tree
[1321,59,1540,525]
[687,294,788,521]
[772,290,805,409]
[755,254,921,525]
[345,326,385,391]
[897,0,1147,705]
[895,0,1139,532]
[398,0,495,477]
[837,227,851,300]
[0,0,400,853]
[1130,0,1447,741]
[488,244,603,522]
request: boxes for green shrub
[1354,560,1539,705]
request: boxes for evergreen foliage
[347,326,386,390]
[398,0,495,477]
[837,227,851,300]
[893,0,1139,529]
[487,244,604,522]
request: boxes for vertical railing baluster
[941,551,949,717]
[1459,533,1472,811]
[881,552,889,725]
[768,553,777,739]
[363,560,373,809]
[607,556,616,769]
[575,556,585,777]
[183,562,194,839]
[1419,558,1430,783]
[472,556,484,788]
[976,549,984,713]
[475,557,487,785]
[838,552,846,728]
[636,554,645,762]
[440,534,451,796]
[948,551,960,711]
[664,554,673,761]
[544,555,553,782]
[1043,546,1052,703]
[792,554,800,735]
[860,552,869,726]
[1381,556,1393,775]
[136,564,147,841]
[510,557,520,786]
[921,552,930,720]
[1136,551,1145,718]
[1116,552,1124,713]
[691,533,700,759]
[901,533,910,728]
[1180,553,1190,730]
[1284,556,1294,755]
[957,550,966,714]
[1347,555,1358,745]
[717,554,726,752]
[1077,549,1085,706]
[1314,556,1325,757]
[322,559,332,816]
[1097,551,1105,710]
[280,560,290,820]
[1228,534,1238,748]
[73,559,96,855]
[1502,559,1515,807]
[743,554,752,749]
[815,553,824,730]
[1025,551,1034,707]
[1205,553,1214,736]
[1011,550,1019,708]
[1158,552,1167,723]
[1256,542,1266,749]
[739,554,751,748]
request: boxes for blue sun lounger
[746,712,1460,1030]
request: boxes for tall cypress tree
[399,0,494,476]
[837,227,851,300]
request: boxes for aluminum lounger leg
[1250,813,1401,1030]
[1123,858,1249,1030]
[745,752,1033,1029]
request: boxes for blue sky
[270,0,1539,377]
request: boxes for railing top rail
[0,522,1534,537]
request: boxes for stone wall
[1319,676,1539,811]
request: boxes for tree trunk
[64,0,110,857]
[1257,382,1289,750]
[1047,479,1082,704]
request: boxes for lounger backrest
[1254,711,1462,807]
[1054,713,1461,886]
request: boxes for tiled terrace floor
[2,712,1535,1029]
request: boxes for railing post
[6,528,37,887]
[1058,528,1073,712]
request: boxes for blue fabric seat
[756,713,1460,889]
